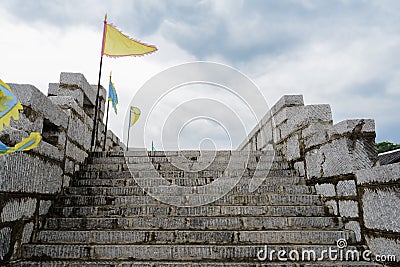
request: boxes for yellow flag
[102,22,157,57]
[130,106,141,127]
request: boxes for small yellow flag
[102,22,157,57]
[130,106,141,127]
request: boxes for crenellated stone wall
[240,94,398,264]
[0,72,124,262]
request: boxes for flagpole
[103,92,110,151]
[126,108,131,151]
[91,14,107,152]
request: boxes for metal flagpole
[90,14,107,152]
[103,92,110,151]
[126,108,131,151]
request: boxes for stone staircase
[12,151,381,266]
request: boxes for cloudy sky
[1,0,399,150]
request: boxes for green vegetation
[376,141,400,154]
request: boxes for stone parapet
[0,72,123,263]
[240,94,399,265]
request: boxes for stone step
[88,154,284,165]
[75,170,297,180]
[58,194,322,207]
[81,162,291,173]
[53,205,331,218]
[43,216,341,230]
[89,150,275,158]
[21,244,368,261]
[11,260,383,267]
[36,230,354,245]
[72,175,301,187]
[65,185,313,196]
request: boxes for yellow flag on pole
[130,106,141,127]
[101,17,157,57]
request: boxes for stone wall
[0,72,124,262]
[240,95,398,263]
[356,163,400,263]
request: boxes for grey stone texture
[0,227,12,260]
[362,188,400,232]
[9,150,377,265]
[338,200,359,218]
[356,162,400,185]
[315,183,336,197]
[345,221,362,242]
[365,236,400,263]
[337,180,357,196]
[0,72,124,263]
[1,198,37,222]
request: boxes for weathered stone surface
[337,180,357,196]
[66,114,91,151]
[0,227,12,260]
[48,83,84,107]
[65,141,88,164]
[294,162,305,177]
[0,153,63,194]
[356,162,400,185]
[286,134,300,161]
[345,221,361,242]
[365,236,400,262]
[315,183,336,197]
[1,198,37,222]
[9,83,68,129]
[306,138,353,179]
[338,200,359,218]
[325,200,338,215]
[59,72,95,106]
[362,188,400,232]
[39,200,53,216]
[21,223,34,244]
[328,119,375,138]
[270,95,304,116]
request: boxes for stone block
[286,134,300,161]
[362,188,400,232]
[64,158,75,175]
[350,139,377,170]
[49,96,85,119]
[325,200,338,215]
[337,180,357,196]
[60,72,95,106]
[345,221,361,242]
[0,227,12,260]
[294,162,305,177]
[21,222,34,244]
[9,110,43,133]
[315,183,336,197]
[338,200,359,218]
[272,106,304,127]
[365,236,400,263]
[270,95,304,116]
[9,84,68,129]
[356,162,400,185]
[65,141,88,163]
[0,198,37,222]
[48,83,84,107]
[329,119,375,138]
[302,123,330,149]
[0,153,63,194]
[67,114,91,150]
[39,200,53,216]
[260,121,273,145]
[306,138,353,179]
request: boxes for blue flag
[108,78,118,114]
